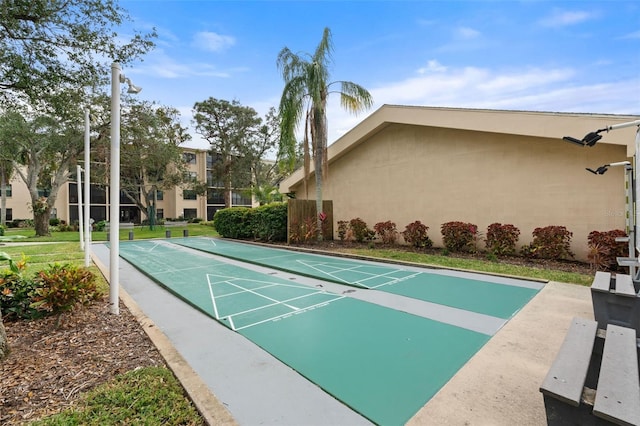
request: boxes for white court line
[218,289,330,320]
[126,242,162,252]
[206,274,221,320]
[215,280,324,298]
[232,296,345,332]
[356,269,420,286]
[297,260,363,286]
[216,281,281,298]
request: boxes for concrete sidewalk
[92,242,593,425]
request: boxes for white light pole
[77,165,84,251]
[84,108,91,268]
[110,62,141,315]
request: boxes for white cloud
[620,30,640,39]
[131,50,231,79]
[192,31,236,52]
[456,26,481,40]
[324,63,640,145]
[417,60,447,74]
[538,10,595,28]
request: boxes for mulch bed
[0,297,164,425]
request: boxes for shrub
[374,221,398,244]
[587,229,628,271]
[522,225,574,260]
[441,221,478,252]
[485,223,520,256]
[0,224,4,236]
[249,202,287,242]
[349,218,375,243]
[0,254,42,321]
[32,263,99,318]
[337,220,349,241]
[49,218,60,226]
[289,216,318,244]
[94,220,107,232]
[401,221,433,248]
[213,207,252,238]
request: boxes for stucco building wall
[282,106,637,260]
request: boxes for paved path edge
[91,252,238,426]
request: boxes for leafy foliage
[374,221,398,244]
[522,225,574,260]
[277,27,373,239]
[289,216,319,244]
[32,264,99,317]
[587,229,628,272]
[440,221,479,253]
[249,202,287,242]
[337,220,349,241]
[212,207,252,239]
[401,221,433,249]
[193,98,261,208]
[0,254,42,321]
[349,218,375,243]
[485,223,520,256]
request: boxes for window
[37,188,51,197]
[232,191,252,206]
[90,185,107,204]
[207,189,225,205]
[183,189,197,200]
[183,152,197,165]
[4,208,12,221]
[183,208,197,219]
[155,190,164,201]
[157,208,164,219]
[69,183,79,203]
[0,184,12,197]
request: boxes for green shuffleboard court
[116,240,493,425]
[172,237,542,319]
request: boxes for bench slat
[614,274,636,297]
[540,318,598,406]
[591,271,612,293]
[593,325,640,426]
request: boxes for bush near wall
[485,223,520,256]
[522,225,574,260]
[374,221,398,244]
[441,221,479,253]
[587,229,628,272]
[401,221,433,248]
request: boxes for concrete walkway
[91,242,593,425]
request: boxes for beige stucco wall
[288,123,628,260]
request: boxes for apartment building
[2,148,254,225]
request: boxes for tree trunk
[1,169,6,227]
[34,209,51,236]
[314,152,323,241]
[0,308,8,361]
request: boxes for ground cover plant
[0,239,205,425]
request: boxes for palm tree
[277,27,373,240]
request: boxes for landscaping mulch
[0,297,164,425]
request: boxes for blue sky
[119,0,640,150]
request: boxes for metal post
[77,165,84,251]
[84,109,91,267]
[109,62,121,315]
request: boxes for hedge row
[213,203,287,242]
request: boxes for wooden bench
[163,221,188,228]
[591,271,640,336]
[104,222,134,232]
[540,317,640,425]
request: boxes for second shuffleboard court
[116,240,491,426]
[172,237,543,319]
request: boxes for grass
[338,248,594,286]
[29,367,203,426]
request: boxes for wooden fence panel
[287,199,333,243]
